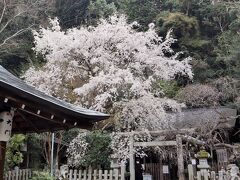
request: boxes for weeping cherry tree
[23,15,193,164]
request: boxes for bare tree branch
[233,129,240,136]
[0,0,55,51]
[215,143,240,149]
[0,25,34,47]
[0,11,26,34]
[0,0,6,24]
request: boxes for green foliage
[156,80,180,98]
[154,1,240,81]
[213,30,240,78]
[156,12,199,38]
[9,134,25,150]
[5,134,26,169]
[62,129,80,144]
[30,171,54,180]
[180,38,209,51]
[26,134,43,169]
[119,0,161,30]
[70,131,112,169]
[83,131,112,169]
[55,0,90,28]
[55,0,116,28]
[89,0,116,20]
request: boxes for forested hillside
[0,0,56,74]
[55,0,240,79]
[0,0,239,109]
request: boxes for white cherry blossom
[23,15,193,163]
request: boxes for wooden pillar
[0,141,6,180]
[159,155,163,180]
[26,152,30,168]
[129,132,135,180]
[176,135,185,180]
[0,110,14,180]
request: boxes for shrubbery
[176,84,221,108]
[30,171,54,180]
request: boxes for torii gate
[0,66,109,180]
[117,129,204,180]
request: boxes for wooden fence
[188,164,240,180]
[68,168,125,180]
[195,171,240,180]
[4,169,31,180]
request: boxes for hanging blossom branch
[23,15,193,164]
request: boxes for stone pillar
[176,135,185,180]
[120,161,126,180]
[0,110,14,180]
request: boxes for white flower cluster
[114,95,185,131]
[23,15,193,162]
[24,15,192,105]
[66,132,88,167]
[111,132,152,163]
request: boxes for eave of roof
[0,66,110,133]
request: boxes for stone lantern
[195,148,211,170]
[195,147,211,179]
[227,164,240,179]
